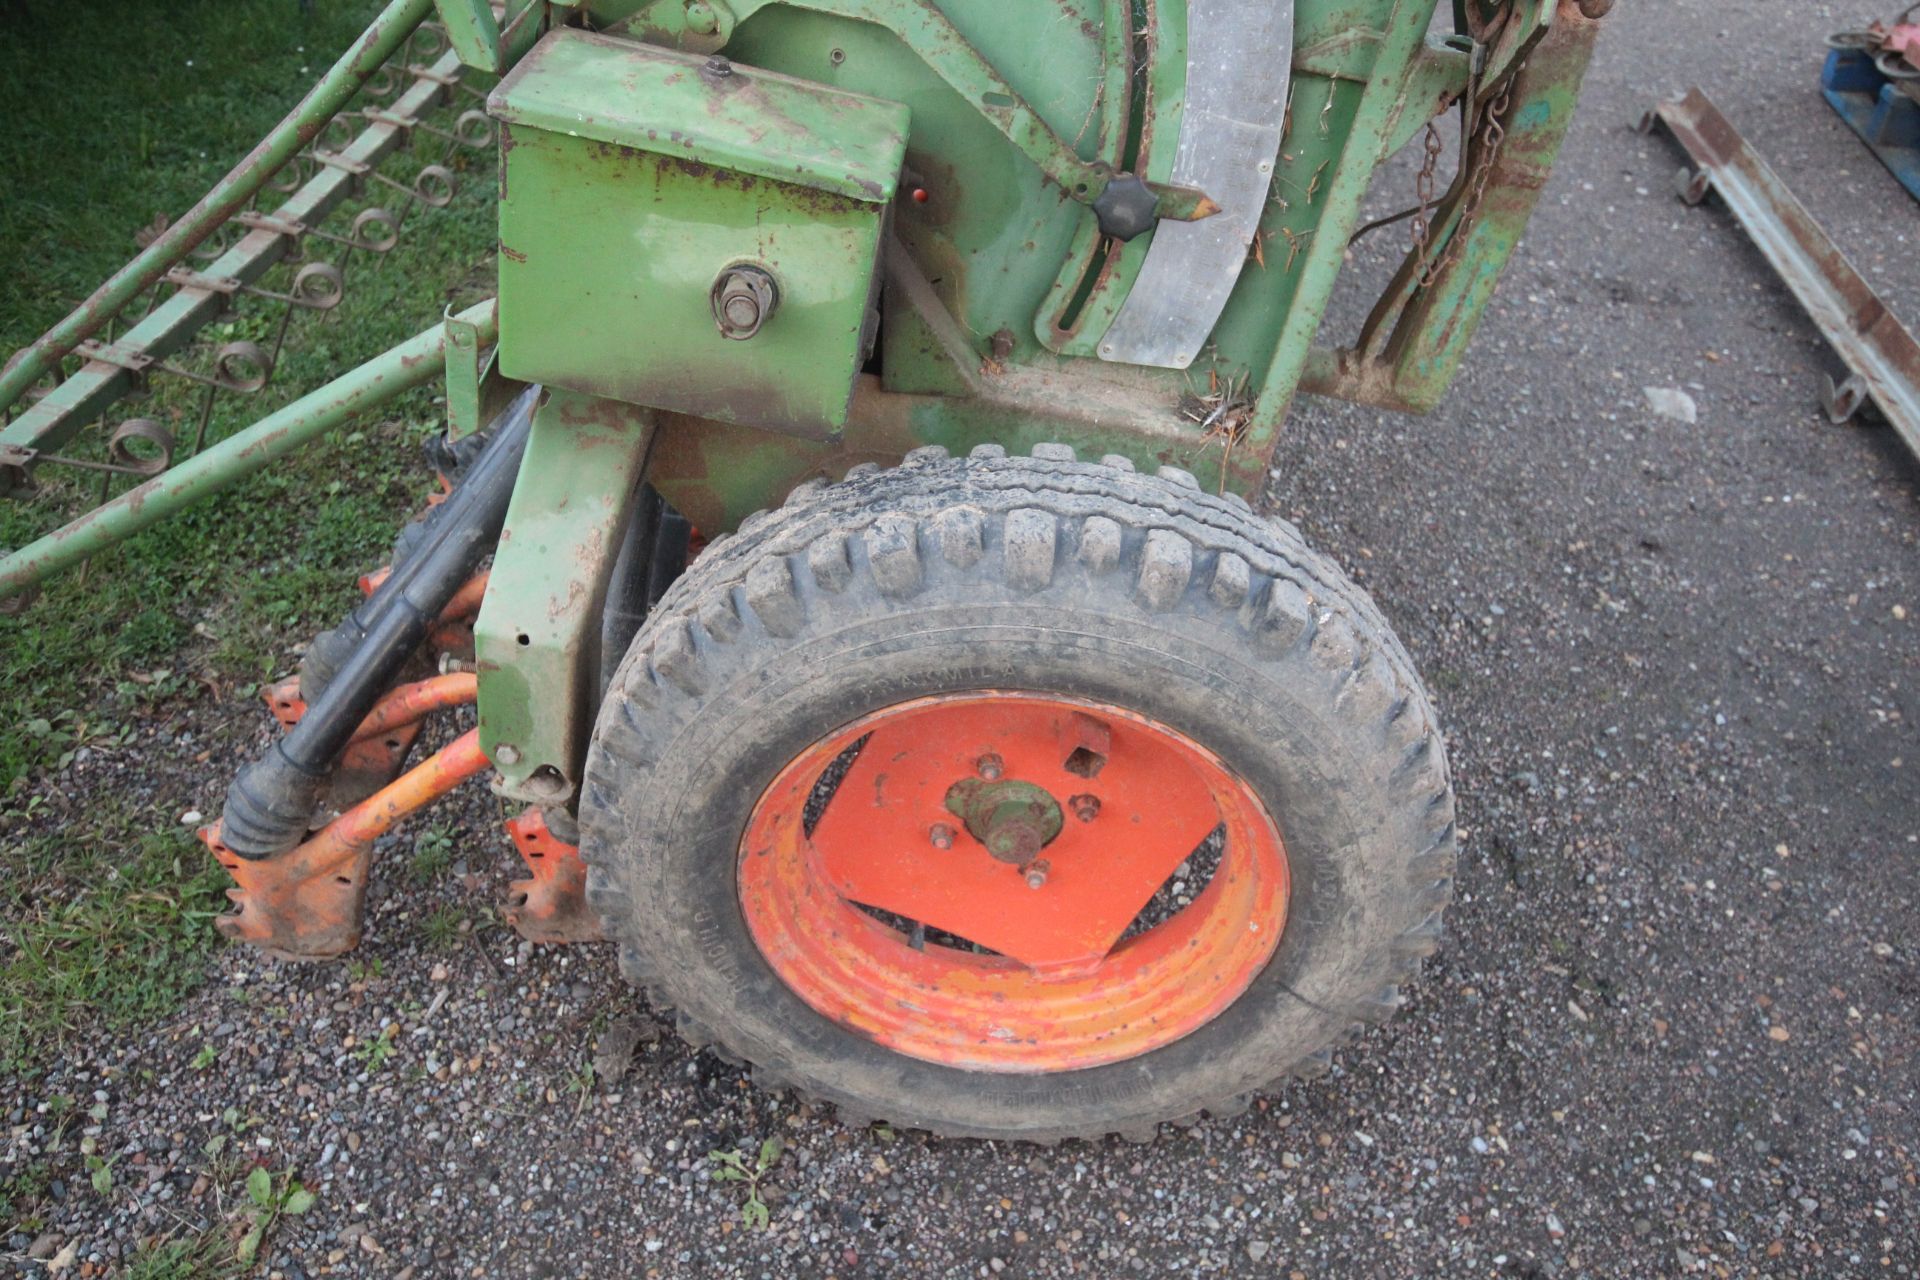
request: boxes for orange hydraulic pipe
[310,728,490,871]
[441,570,490,621]
[348,672,478,743]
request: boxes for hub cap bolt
[929,823,955,850]
[1070,794,1100,822]
[976,753,1004,780]
[1024,860,1050,890]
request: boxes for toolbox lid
[489,29,909,203]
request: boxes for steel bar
[0,302,497,601]
[474,389,656,807]
[1649,88,1920,455]
[0,0,436,416]
[1239,0,1437,442]
[348,672,478,744]
[0,43,463,462]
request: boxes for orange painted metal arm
[307,728,489,872]
[358,566,490,621]
[349,672,478,743]
[440,570,490,621]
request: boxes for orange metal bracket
[264,670,478,812]
[202,729,491,960]
[504,809,606,944]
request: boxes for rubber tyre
[578,445,1455,1142]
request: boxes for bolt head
[1024,860,1050,890]
[494,744,522,767]
[929,823,955,850]
[711,265,778,340]
[1070,794,1101,822]
[976,753,1004,780]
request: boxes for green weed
[420,904,470,951]
[236,1167,317,1266]
[709,1137,786,1229]
[408,825,457,884]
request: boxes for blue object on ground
[1822,47,1920,205]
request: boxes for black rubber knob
[1093,174,1158,241]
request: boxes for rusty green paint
[434,0,505,71]
[443,311,487,440]
[1298,4,1602,414]
[599,0,1215,220]
[1036,0,1190,359]
[3,0,1608,813]
[489,29,909,438]
[474,388,655,804]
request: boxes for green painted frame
[0,0,1607,818]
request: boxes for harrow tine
[30,418,176,479]
[2,31,475,496]
[234,207,403,256]
[358,106,495,152]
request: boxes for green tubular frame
[1,0,1606,813]
[0,0,437,423]
[0,304,498,599]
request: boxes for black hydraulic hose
[598,485,662,706]
[219,390,537,859]
[598,484,690,702]
[300,390,534,701]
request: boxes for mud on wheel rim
[738,691,1291,1072]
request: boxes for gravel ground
[7,2,1920,1276]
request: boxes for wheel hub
[943,776,1065,866]
[736,691,1291,1072]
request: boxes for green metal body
[0,0,1607,820]
[476,389,656,804]
[490,30,909,437]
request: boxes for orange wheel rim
[738,692,1291,1072]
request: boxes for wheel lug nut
[929,823,955,850]
[1069,794,1100,822]
[975,753,1004,780]
[1024,859,1050,890]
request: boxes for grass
[0,815,233,1074]
[121,1231,246,1280]
[0,1,499,1070]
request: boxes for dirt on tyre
[578,444,1455,1142]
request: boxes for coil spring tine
[364,64,402,99]
[34,419,176,480]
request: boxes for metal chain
[1408,122,1447,271]
[1421,73,1518,287]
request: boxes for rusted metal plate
[504,808,606,944]
[1648,88,1920,454]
